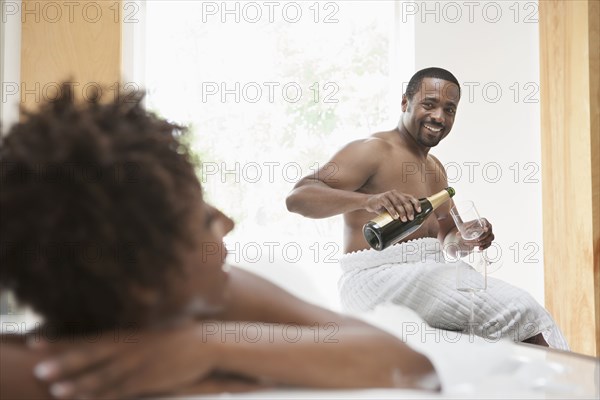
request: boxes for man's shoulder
[354,133,393,146]
[427,154,446,170]
[370,129,399,144]
[427,154,448,182]
[337,135,393,159]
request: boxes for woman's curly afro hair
[0,84,202,333]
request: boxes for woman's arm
[211,320,437,389]
[0,341,50,399]
[32,267,439,398]
[213,267,439,388]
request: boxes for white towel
[338,238,569,350]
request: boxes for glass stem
[470,291,475,337]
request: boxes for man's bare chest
[365,157,446,197]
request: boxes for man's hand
[365,190,421,221]
[455,218,495,254]
[30,323,217,399]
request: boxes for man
[0,85,439,399]
[286,67,567,349]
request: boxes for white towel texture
[338,238,569,350]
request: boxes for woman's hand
[31,322,218,399]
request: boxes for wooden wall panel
[20,0,121,108]
[589,0,600,359]
[540,0,600,356]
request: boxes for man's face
[401,77,460,148]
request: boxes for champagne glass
[449,200,500,336]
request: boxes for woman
[0,85,439,399]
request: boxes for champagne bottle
[363,187,455,251]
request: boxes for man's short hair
[405,67,461,100]
[0,84,202,333]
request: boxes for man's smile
[423,123,444,133]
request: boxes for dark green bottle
[363,187,455,251]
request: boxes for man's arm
[430,155,495,256]
[428,155,460,249]
[285,139,382,219]
[286,138,421,220]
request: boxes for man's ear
[401,94,409,112]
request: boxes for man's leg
[339,261,566,348]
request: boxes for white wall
[0,0,22,315]
[0,0,21,137]
[409,1,544,304]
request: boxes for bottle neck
[427,189,452,210]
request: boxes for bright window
[145,1,406,308]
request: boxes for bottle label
[428,190,452,210]
[371,212,395,227]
